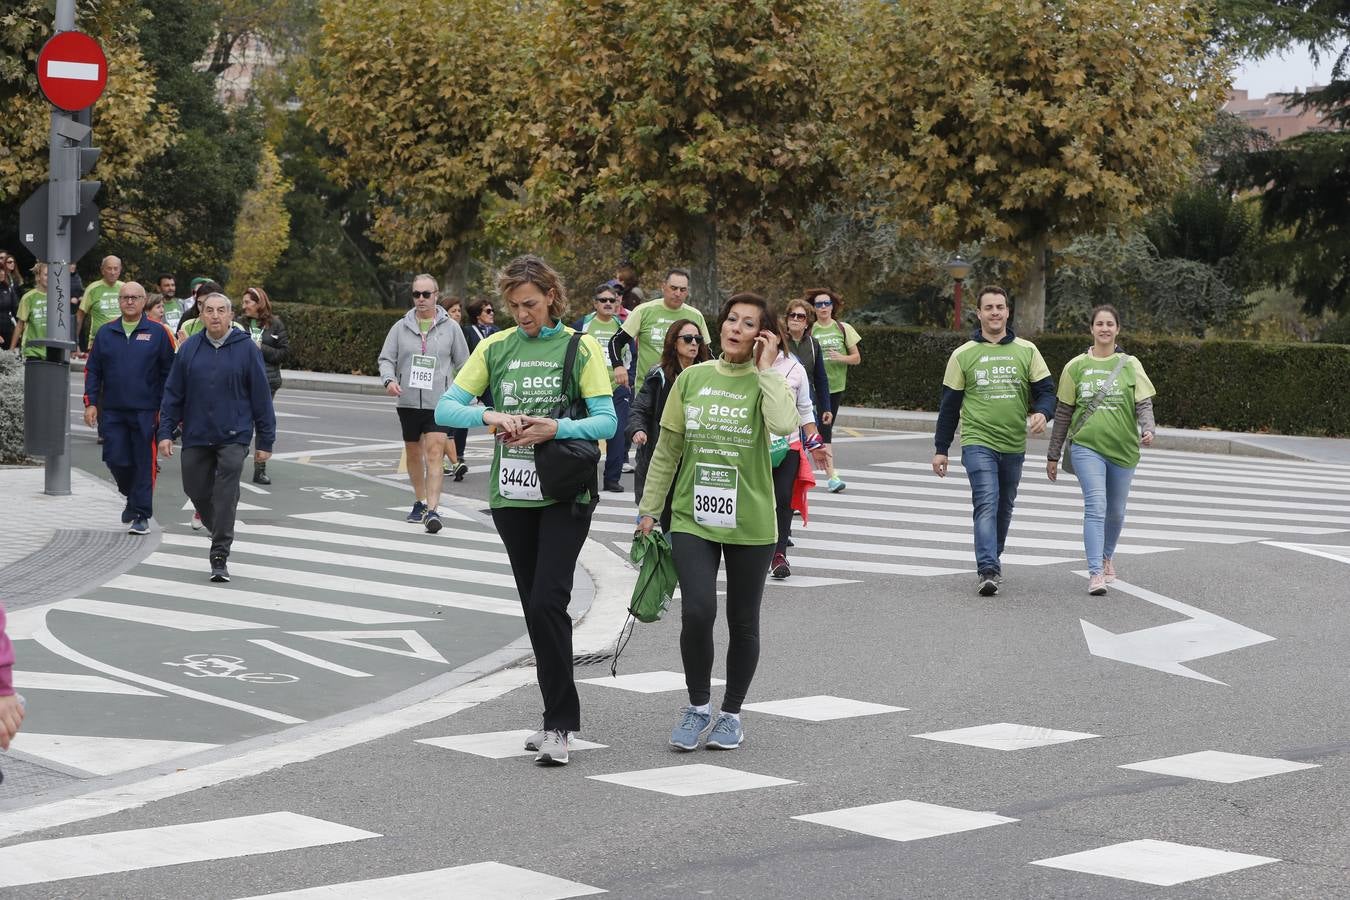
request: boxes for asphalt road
[1,385,1347,898]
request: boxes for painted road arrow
[1263,541,1350,566]
[1078,575,1274,684]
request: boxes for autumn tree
[225,144,292,293]
[0,0,173,256]
[304,0,527,296]
[837,0,1228,332]
[518,0,844,311]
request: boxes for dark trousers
[491,502,593,732]
[451,428,467,458]
[603,385,632,484]
[671,533,775,713]
[772,445,800,555]
[101,409,159,521]
[182,443,248,558]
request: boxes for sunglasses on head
[411,290,435,299]
[678,334,704,345]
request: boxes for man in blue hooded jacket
[158,293,276,582]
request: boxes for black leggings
[491,502,593,731]
[820,391,845,443]
[671,532,775,714]
[451,428,467,459]
[772,446,800,554]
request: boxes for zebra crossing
[588,449,1350,585]
[4,499,525,782]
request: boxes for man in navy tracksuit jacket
[158,293,276,582]
[82,282,177,533]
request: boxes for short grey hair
[201,292,233,310]
[411,273,439,290]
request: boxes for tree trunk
[1017,233,1049,334]
[684,214,721,316]
[442,241,470,300]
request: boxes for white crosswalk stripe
[593,452,1350,582]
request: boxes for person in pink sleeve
[0,604,23,751]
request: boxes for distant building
[1224,88,1339,141]
[216,36,279,107]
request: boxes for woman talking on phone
[638,293,797,752]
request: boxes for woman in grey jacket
[378,274,470,533]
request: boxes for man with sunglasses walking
[576,282,635,492]
[609,268,711,394]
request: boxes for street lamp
[945,255,972,331]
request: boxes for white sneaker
[535,729,569,765]
[191,512,203,531]
[621,462,635,474]
[523,725,547,752]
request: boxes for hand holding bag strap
[1062,353,1130,462]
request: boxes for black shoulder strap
[560,331,583,402]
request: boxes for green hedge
[0,351,30,464]
[272,303,1350,436]
[274,302,405,376]
[847,327,1350,437]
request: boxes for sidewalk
[273,368,1350,465]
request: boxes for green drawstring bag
[610,530,678,675]
[628,530,677,623]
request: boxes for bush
[846,327,1350,437]
[274,302,405,376]
[0,352,30,464]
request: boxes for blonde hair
[497,254,568,321]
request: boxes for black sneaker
[771,552,790,579]
[603,481,624,493]
[453,462,468,482]
[977,573,999,597]
[210,554,230,583]
[424,509,443,534]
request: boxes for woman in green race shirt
[808,288,861,492]
[638,293,797,751]
[436,255,616,766]
[1046,304,1157,596]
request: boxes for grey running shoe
[534,729,569,765]
[670,705,712,751]
[523,719,546,752]
[977,574,999,596]
[705,712,744,750]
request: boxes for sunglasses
[595,297,617,304]
[787,312,809,320]
[411,290,435,299]
[678,334,704,345]
[482,308,495,315]
[813,301,833,308]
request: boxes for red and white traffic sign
[37,31,107,112]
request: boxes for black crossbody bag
[534,332,600,506]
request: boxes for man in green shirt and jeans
[932,286,1056,597]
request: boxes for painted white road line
[287,630,448,664]
[0,812,379,889]
[306,439,359,446]
[586,508,1175,556]
[589,763,795,797]
[292,511,500,542]
[834,472,1350,525]
[843,466,1350,516]
[1119,750,1318,783]
[579,670,724,694]
[1262,541,1350,566]
[181,499,269,512]
[1029,839,1279,886]
[273,411,318,419]
[270,441,404,460]
[417,730,609,760]
[11,734,218,777]
[32,622,305,725]
[141,553,523,618]
[159,533,517,588]
[235,862,608,899]
[381,504,478,523]
[742,695,907,722]
[235,521,513,565]
[913,723,1099,750]
[109,574,435,625]
[239,481,270,495]
[10,671,160,696]
[598,538,859,587]
[784,535,1075,567]
[249,639,373,677]
[787,555,970,577]
[1078,575,1275,684]
[794,799,1017,843]
[59,597,273,632]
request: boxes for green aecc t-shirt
[620,299,711,379]
[1056,352,1156,468]
[943,336,1052,454]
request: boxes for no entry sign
[37,31,108,112]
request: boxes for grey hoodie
[378,307,470,410]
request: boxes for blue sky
[1232,49,1338,96]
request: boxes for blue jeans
[1070,443,1136,575]
[961,444,1025,576]
[604,384,632,484]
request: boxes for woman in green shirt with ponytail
[1046,304,1157,596]
[638,292,798,752]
